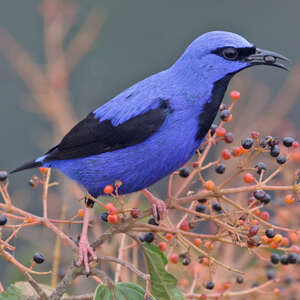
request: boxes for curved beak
[246,48,290,71]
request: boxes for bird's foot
[142,189,167,221]
[76,237,97,273]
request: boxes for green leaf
[142,243,185,300]
[93,282,157,300]
[0,284,26,300]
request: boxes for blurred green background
[0,0,299,289]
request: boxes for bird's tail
[10,160,42,174]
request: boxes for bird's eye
[222,47,238,60]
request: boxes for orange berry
[223,282,231,290]
[251,219,259,225]
[270,241,280,249]
[204,241,214,251]
[201,257,210,266]
[261,235,271,244]
[282,237,289,247]
[108,206,118,215]
[232,147,242,157]
[158,242,167,252]
[239,146,249,154]
[285,194,295,205]
[230,90,240,100]
[104,184,114,194]
[39,167,48,174]
[169,253,179,264]
[254,208,260,216]
[216,127,226,137]
[204,180,215,191]
[107,214,118,224]
[289,232,298,243]
[165,233,174,240]
[291,150,300,163]
[193,238,202,247]
[27,216,35,223]
[221,149,231,160]
[180,220,191,232]
[243,173,255,184]
[273,234,283,244]
[77,209,84,218]
[105,202,115,210]
[273,288,280,296]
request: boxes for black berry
[261,192,271,204]
[195,204,206,213]
[276,155,287,164]
[287,252,298,264]
[144,232,154,243]
[256,162,267,175]
[0,214,7,226]
[100,212,108,222]
[179,167,190,178]
[266,228,275,238]
[212,202,222,212]
[236,275,244,284]
[254,190,266,201]
[210,124,217,136]
[182,257,191,266]
[220,109,230,121]
[283,137,295,147]
[215,164,226,174]
[206,281,215,290]
[266,269,275,280]
[198,198,206,203]
[0,171,8,182]
[224,132,233,144]
[148,218,159,226]
[241,138,254,150]
[33,252,45,264]
[270,145,280,157]
[280,254,289,265]
[270,253,280,264]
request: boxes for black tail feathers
[10,160,42,174]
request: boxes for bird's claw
[76,239,97,273]
[151,198,167,222]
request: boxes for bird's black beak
[246,48,290,71]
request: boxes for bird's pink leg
[76,206,97,273]
[142,189,167,221]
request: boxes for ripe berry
[100,212,108,222]
[210,124,217,136]
[251,131,260,139]
[260,211,270,221]
[206,281,215,290]
[148,217,159,226]
[261,193,271,204]
[283,137,295,147]
[280,254,289,265]
[216,127,226,137]
[130,208,140,218]
[221,149,231,160]
[270,253,280,264]
[0,170,8,182]
[198,198,207,203]
[220,109,231,121]
[270,145,280,157]
[193,238,202,247]
[182,257,191,266]
[232,147,242,157]
[292,141,299,148]
[158,242,167,251]
[204,241,214,251]
[212,202,222,212]
[241,138,253,150]
[273,288,280,296]
[247,235,261,247]
[276,155,287,164]
[170,253,179,264]
[204,180,215,191]
[107,214,118,224]
[287,252,298,264]
[144,232,154,243]
[39,167,48,174]
[236,275,244,284]
[243,173,255,184]
[104,184,114,194]
[266,228,275,238]
[285,194,295,205]
[256,162,267,174]
[254,190,266,201]
[224,132,233,143]
[230,90,240,100]
[195,204,206,213]
[180,220,191,232]
[33,252,45,264]
[77,209,84,218]
[215,164,226,174]
[0,214,7,226]
[273,234,283,244]
[267,269,275,280]
[179,167,190,178]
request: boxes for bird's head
[174,31,289,83]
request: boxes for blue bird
[11,31,289,271]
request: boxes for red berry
[232,147,242,157]
[39,167,48,174]
[251,131,260,139]
[230,90,240,100]
[158,242,167,252]
[104,184,114,194]
[221,149,232,160]
[130,208,140,218]
[224,132,234,143]
[285,194,295,205]
[193,238,202,247]
[170,253,179,264]
[260,211,270,221]
[180,220,191,232]
[216,127,226,137]
[243,173,255,184]
[292,141,299,148]
[165,233,174,240]
[248,225,259,237]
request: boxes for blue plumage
[12,31,288,197]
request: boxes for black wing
[44,100,172,161]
